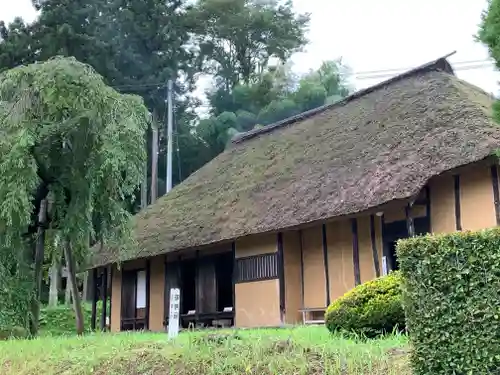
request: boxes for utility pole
[151,122,158,204]
[166,79,174,194]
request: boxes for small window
[235,253,278,283]
[136,270,147,309]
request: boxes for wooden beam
[100,267,108,331]
[491,166,500,226]
[351,218,361,286]
[299,230,305,308]
[369,215,381,277]
[91,268,98,331]
[277,233,286,323]
[321,224,331,306]
[454,175,462,231]
[145,260,151,330]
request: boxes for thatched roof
[92,55,500,267]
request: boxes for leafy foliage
[39,302,107,336]
[199,60,352,159]
[398,229,500,375]
[188,0,310,88]
[0,0,204,193]
[0,57,148,329]
[324,272,404,338]
[0,255,33,331]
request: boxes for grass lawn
[0,326,410,375]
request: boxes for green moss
[325,272,404,338]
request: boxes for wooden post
[100,268,108,331]
[145,260,151,330]
[299,230,305,309]
[231,242,236,314]
[351,219,361,286]
[277,233,285,323]
[491,165,500,226]
[91,268,98,331]
[454,175,462,231]
[405,204,415,237]
[321,224,331,306]
[109,266,113,330]
[370,215,381,278]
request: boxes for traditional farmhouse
[89,55,500,332]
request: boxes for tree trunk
[31,199,48,336]
[82,272,88,301]
[64,241,85,335]
[48,256,60,307]
[64,272,72,305]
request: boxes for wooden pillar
[231,242,236,313]
[277,233,285,323]
[454,175,462,231]
[381,214,388,276]
[299,230,305,308]
[369,215,381,277]
[425,186,431,232]
[109,266,113,330]
[195,250,200,324]
[491,166,500,226]
[405,203,415,237]
[351,218,361,286]
[321,224,331,306]
[145,260,151,330]
[100,267,108,331]
[91,268,98,331]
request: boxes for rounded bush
[324,271,404,337]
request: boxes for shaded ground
[0,326,410,375]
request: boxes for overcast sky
[1,0,499,94]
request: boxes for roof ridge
[230,52,456,145]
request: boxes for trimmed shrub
[324,271,404,337]
[398,228,500,375]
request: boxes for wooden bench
[299,307,326,325]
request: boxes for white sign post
[167,288,180,339]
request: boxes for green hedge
[324,271,404,338]
[398,228,500,375]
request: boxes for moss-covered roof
[92,56,500,267]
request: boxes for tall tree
[198,59,352,158]
[1,0,205,190]
[189,0,310,89]
[478,0,500,127]
[0,57,148,335]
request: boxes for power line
[107,59,497,91]
[353,59,492,76]
[356,62,494,80]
